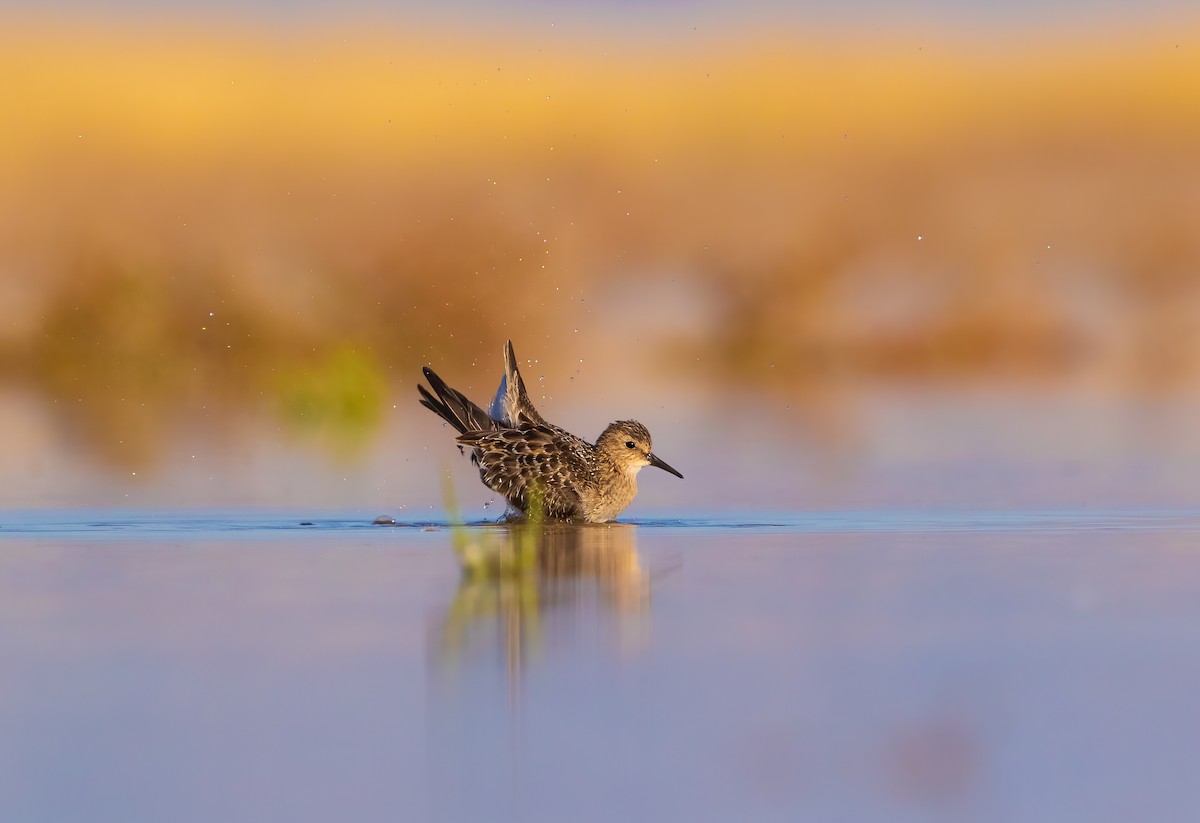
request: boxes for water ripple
[2,508,1200,540]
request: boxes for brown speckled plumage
[419,341,682,523]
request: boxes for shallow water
[3,509,1200,822]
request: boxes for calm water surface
[2,509,1200,822]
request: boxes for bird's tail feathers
[418,367,497,435]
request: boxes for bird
[418,340,683,523]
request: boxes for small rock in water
[372,515,396,526]
[299,521,314,527]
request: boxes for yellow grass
[2,19,1199,462]
[5,23,1199,171]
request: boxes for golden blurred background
[2,11,1199,507]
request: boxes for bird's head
[596,420,683,479]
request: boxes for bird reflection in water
[431,522,649,701]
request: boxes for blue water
[3,507,1200,537]
[3,508,1200,822]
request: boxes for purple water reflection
[2,515,1200,821]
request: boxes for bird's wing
[487,340,548,427]
[456,424,589,519]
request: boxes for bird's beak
[648,453,684,479]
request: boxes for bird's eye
[625,441,636,449]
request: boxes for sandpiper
[419,340,683,523]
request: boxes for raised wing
[487,340,548,427]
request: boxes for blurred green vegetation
[275,347,386,455]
